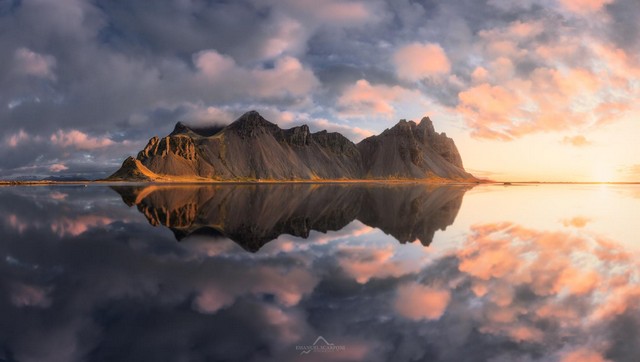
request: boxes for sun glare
[591,166,616,183]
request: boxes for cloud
[193,50,319,99]
[10,283,52,308]
[4,129,30,148]
[562,216,591,228]
[307,118,374,142]
[336,244,424,283]
[50,215,114,237]
[393,42,451,81]
[337,79,421,117]
[167,103,236,127]
[457,83,521,140]
[562,135,591,147]
[13,47,56,80]
[50,130,115,150]
[558,0,614,14]
[258,0,381,28]
[456,17,639,140]
[3,187,640,361]
[48,163,68,173]
[1,0,639,179]
[394,282,451,320]
[559,348,612,362]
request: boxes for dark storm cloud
[95,0,279,63]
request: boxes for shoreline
[0,179,487,187]
[0,180,638,187]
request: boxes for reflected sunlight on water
[0,184,638,361]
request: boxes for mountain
[358,118,470,179]
[107,110,475,182]
[111,184,470,252]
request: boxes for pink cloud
[261,305,306,345]
[191,264,319,316]
[456,18,640,140]
[457,83,521,140]
[301,0,371,24]
[337,79,420,117]
[337,244,424,284]
[393,42,451,81]
[192,286,235,314]
[5,129,30,148]
[13,47,56,80]
[50,216,113,237]
[471,67,489,83]
[193,50,237,78]
[266,0,378,26]
[507,325,544,343]
[48,163,68,172]
[560,348,611,362]
[394,282,451,321]
[10,283,52,308]
[558,0,614,14]
[453,221,640,349]
[49,192,68,200]
[50,129,114,150]
[7,214,28,234]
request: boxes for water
[0,183,639,362]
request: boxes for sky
[0,0,639,182]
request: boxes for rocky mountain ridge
[107,110,475,181]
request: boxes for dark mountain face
[357,117,470,179]
[107,110,475,181]
[111,184,471,252]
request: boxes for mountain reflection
[1,185,639,361]
[111,184,471,251]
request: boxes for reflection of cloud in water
[394,282,450,320]
[336,243,426,284]
[50,215,114,237]
[448,222,640,360]
[0,186,640,361]
[10,282,52,308]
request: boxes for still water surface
[0,184,638,361]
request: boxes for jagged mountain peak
[170,121,225,137]
[107,111,476,182]
[170,121,191,136]
[227,110,279,137]
[233,110,275,127]
[417,116,435,133]
[382,116,435,136]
